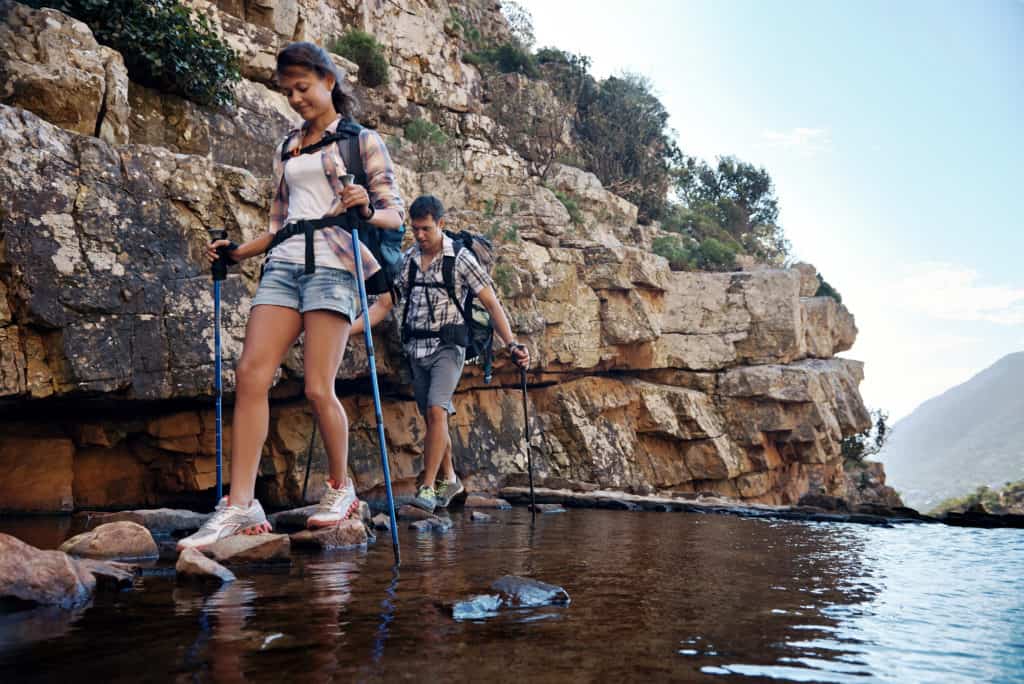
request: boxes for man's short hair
[409,195,445,222]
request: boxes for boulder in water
[470,511,494,523]
[176,548,235,584]
[0,534,95,609]
[290,520,371,550]
[410,516,452,533]
[464,494,512,510]
[59,521,158,561]
[451,575,570,620]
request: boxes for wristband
[361,203,376,221]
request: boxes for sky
[517,0,1023,420]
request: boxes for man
[353,195,528,512]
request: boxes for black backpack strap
[441,253,466,321]
[400,257,418,332]
[279,129,300,160]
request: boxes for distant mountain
[878,352,1024,511]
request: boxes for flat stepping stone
[59,521,158,561]
[397,504,437,521]
[202,534,290,564]
[290,519,370,550]
[176,548,235,584]
[530,503,566,514]
[464,494,512,510]
[74,509,210,536]
[269,502,372,531]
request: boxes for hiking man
[352,195,529,512]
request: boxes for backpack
[401,230,498,382]
[279,120,405,296]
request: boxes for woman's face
[276,66,335,121]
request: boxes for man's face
[411,215,445,253]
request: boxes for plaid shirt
[397,236,493,359]
[268,116,405,279]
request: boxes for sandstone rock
[802,296,857,358]
[0,2,129,143]
[464,494,512,510]
[203,533,290,564]
[289,519,370,549]
[59,521,158,560]
[74,558,137,590]
[492,575,571,607]
[0,533,95,608]
[791,262,820,297]
[0,436,74,512]
[176,547,235,584]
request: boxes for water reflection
[0,510,1021,683]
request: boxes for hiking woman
[179,42,405,549]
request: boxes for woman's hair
[276,42,357,120]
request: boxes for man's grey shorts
[251,260,359,320]
[409,344,466,416]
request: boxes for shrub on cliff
[25,0,240,107]
[330,30,389,87]
[397,118,453,172]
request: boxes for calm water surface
[1,509,1021,683]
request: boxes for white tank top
[269,152,345,270]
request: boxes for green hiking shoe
[434,477,465,508]
[411,485,437,513]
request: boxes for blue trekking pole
[342,175,401,565]
[208,228,231,504]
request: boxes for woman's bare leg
[301,310,351,487]
[229,304,302,508]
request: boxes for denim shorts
[251,260,359,320]
[409,344,466,416]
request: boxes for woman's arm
[206,231,274,264]
[350,292,395,335]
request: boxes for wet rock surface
[290,519,372,550]
[58,521,158,560]
[452,575,571,620]
[410,516,453,533]
[202,534,290,564]
[0,534,95,609]
[73,509,211,536]
[469,511,494,523]
[175,548,235,584]
[464,494,512,510]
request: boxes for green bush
[329,30,389,87]
[695,238,737,271]
[552,189,583,225]
[652,235,694,271]
[469,43,539,78]
[815,276,843,303]
[401,118,451,172]
[26,0,240,107]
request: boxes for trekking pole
[343,175,401,565]
[208,228,230,504]
[520,366,536,517]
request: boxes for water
[1,509,1022,683]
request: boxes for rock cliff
[0,0,873,511]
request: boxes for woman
[178,42,404,550]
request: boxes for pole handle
[208,228,230,282]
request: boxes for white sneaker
[307,479,360,529]
[176,497,271,551]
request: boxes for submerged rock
[410,516,453,533]
[176,548,235,584]
[371,513,391,531]
[530,503,567,514]
[0,534,95,609]
[451,575,570,620]
[202,534,290,564]
[289,519,371,550]
[59,521,158,561]
[76,559,136,590]
[470,511,494,523]
[464,495,512,510]
[491,575,571,607]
